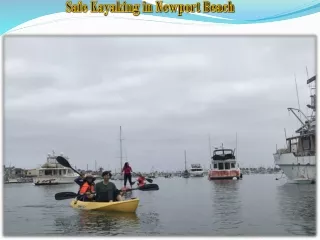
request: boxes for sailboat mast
[236,132,238,160]
[184,150,187,170]
[208,134,212,159]
[120,126,123,171]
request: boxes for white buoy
[232,177,237,180]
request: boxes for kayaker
[74,171,86,186]
[78,174,96,201]
[122,162,133,189]
[95,171,124,202]
[137,173,146,187]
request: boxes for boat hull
[33,176,76,185]
[274,152,316,184]
[70,198,139,212]
[208,169,240,180]
[190,172,204,177]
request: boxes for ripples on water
[3,175,316,236]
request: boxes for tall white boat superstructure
[33,150,78,185]
[273,75,316,184]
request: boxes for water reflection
[54,210,140,236]
[211,180,243,234]
[277,184,316,236]
[4,176,316,236]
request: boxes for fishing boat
[182,150,190,178]
[70,198,139,212]
[273,75,316,184]
[33,150,77,185]
[208,144,241,180]
[189,164,204,177]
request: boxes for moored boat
[70,198,139,212]
[33,150,78,186]
[189,164,204,177]
[208,146,242,180]
[182,150,190,178]
[273,75,316,184]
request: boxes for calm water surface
[3,175,316,236]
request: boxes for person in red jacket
[122,162,133,188]
[137,173,146,187]
[78,175,96,201]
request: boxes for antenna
[120,126,123,171]
[284,128,288,148]
[294,73,302,120]
[208,134,212,159]
[305,66,311,116]
[306,66,311,93]
[184,150,187,170]
[236,132,238,160]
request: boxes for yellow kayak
[70,198,139,213]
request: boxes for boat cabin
[211,149,238,171]
[37,151,74,177]
[285,133,316,156]
[190,164,203,172]
[211,161,238,171]
[38,168,73,177]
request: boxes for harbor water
[3,175,316,236]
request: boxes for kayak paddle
[56,156,81,175]
[145,178,153,183]
[55,184,159,200]
[128,184,159,191]
[55,192,78,200]
[132,172,153,183]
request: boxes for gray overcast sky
[4,36,316,172]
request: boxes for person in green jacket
[95,171,124,202]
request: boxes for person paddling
[74,171,86,187]
[95,171,124,202]
[122,162,133,189]
[137,173,146,187]
[78,174,96,201]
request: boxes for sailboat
[148,166,157,179]
[113,126,124,181]
[182,150,190,178]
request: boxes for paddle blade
[55,192,78,200]
[138,184,159,191]
[145,178,153,183]
[56,156,72,168]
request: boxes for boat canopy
[212,149,235,160]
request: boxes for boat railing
[276,148,290,154]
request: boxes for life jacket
[79,182,95,194]
[137,176,145,186]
